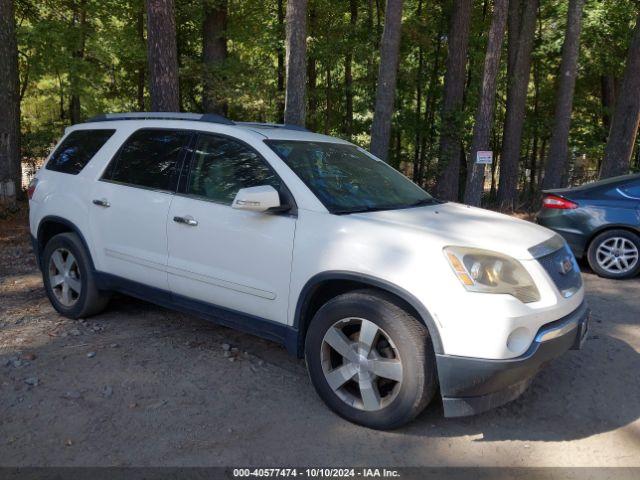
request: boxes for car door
[166,132,296,323]
[89,128,193,290]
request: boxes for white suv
[29,112,589,429]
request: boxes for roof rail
[87,112,235,125]
[235,122,309,132]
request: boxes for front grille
[536,243,583,297]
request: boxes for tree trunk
[600,75,616,140]
[542,0,585,189]
[202,0,228,115]
[344,0,357,137]
[418,18,445,184]
[69,0,87,124]
[306,4,317,130]
[366,0,376,106]
[324,64,332,134]
[497,0,539,210]
[600,13,640,178]
[284,0,308,126]
[276,0,285,122]
[146,0,180,111]
[529,42,541,198]
[369,0,404,162]
[412,0,424,182]
[434,0,472,200]
[0,0,20,205]
[506,0,521,75]
[463,0,509,206]
[137,5,145,111]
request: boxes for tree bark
[202,0,228,115]
[69,0,87,124]
[418,18,445,184]
[276,0,285,122]
[600,13,640,178]
[600,75,616,140]
[497,0,539,210]
[137,4,146,111]
[434,0,472,200]
[542,0,585,189]
[506,0,521,75]
[324,65,332,134]
[412,0,424,182]
[344,0,358,137]
[463,0,509,206]
[0,0,20,204]
[306,4,317,130]
[284,0,308,126]
[369,0,404,162]
[146,0,180,111]
[529,40,541,198]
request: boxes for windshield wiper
[403,198,437,208]
[332,199,435,215]
[332,205,394,214]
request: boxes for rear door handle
[173,215,198,226]
[92,198,110,207]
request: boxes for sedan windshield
[266,140,435,214]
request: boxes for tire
[304,289,437,430]
[42,232,110,318]
[587,229,640,279]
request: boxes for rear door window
[46,129,115,175]
[102,129,192,191]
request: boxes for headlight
[443,246,540,303]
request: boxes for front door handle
[173,215,198,226]
[92,198,110,207]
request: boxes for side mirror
[232,185,285,213]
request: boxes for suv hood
[352,202,556,260]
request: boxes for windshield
[265,140,435,214]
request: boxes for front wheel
[587,229,640,279]
[305,290,437,430]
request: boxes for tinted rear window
[46,129,115,175]
[102,129,192,191]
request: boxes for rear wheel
[587,229,640,279]
[42,232,110,318]
[305,290,437,430]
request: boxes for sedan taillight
[542,194,578,209]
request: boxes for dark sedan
[537,173,640,279]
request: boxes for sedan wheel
[588,229,640,279]
[48,248,82,307]
[595,237,639,275]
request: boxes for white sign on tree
[476,151,493,165]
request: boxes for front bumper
[436,301,590,417]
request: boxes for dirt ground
[1,208,639,467]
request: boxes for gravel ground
[1,209,639,467]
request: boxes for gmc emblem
[559,257,574,275]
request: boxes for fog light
[506,327,531,354]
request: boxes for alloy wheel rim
[596,237,639,274]
[320,317,403,412]
[48,248,81,307]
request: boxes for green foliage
[15,0,640,189]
